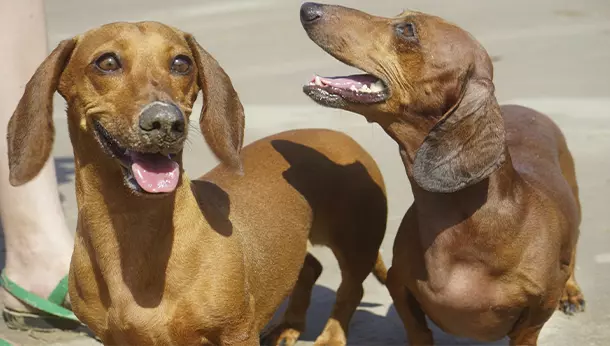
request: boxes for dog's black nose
[300,2,323,24]
[139,102,185,137]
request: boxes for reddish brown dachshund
[7,21,388,345]
[299,3,585,345]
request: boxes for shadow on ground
[55,156,76,186]
[54,156,75,204]
[264,284,403,345]
[266,284,509,346]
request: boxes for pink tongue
[130,153,180,193]
[315,74,379,89]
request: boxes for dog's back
[502,105,583,318]
[502,105,581,225]
[196,128,388,333]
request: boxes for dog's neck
[68,125,210,306]
[384,120,524,247]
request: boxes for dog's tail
[372,252,388,285]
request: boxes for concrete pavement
[1,0,609,344]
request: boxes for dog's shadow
[54,156,76,185]
[54,156,76,204]
[264,285,508,346]
[296,286,394,344]
[264,284,403,346]
[191,180,234,237]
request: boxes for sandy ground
[1,0,609,345]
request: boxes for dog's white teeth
[350,85,359,91]
[369,80,385,93]
[352,81,384,94]
[314,75,323,86]
[359,84,372,93]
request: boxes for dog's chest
[415,265,528,340]
[105,302,208,345]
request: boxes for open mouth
[93,121,181,194]
[303,73,389,106]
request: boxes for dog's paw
[276,333,299,346]
[313,339,346,346]
[558,279,585,315]
[260,323,301,346]
[313,330,347,346]
[313,318,347,346]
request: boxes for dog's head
[7,21,244,195]
[300,3,505,193]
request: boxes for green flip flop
[0,338,14,346]
[0,269,94,337]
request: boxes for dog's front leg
[507,307,556,346]
[508,325,542,346]
[223,334,260,346]
[210,328,260,346]
[218,295,260,346]
[387,267,433,345]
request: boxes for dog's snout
[139,102,185,137]
[300,2,323,24]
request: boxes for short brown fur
[300,4,584,345]
[7,21,388,345]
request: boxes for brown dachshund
[6,21,389,346]
[300,3,585,345]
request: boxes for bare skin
[0,0,74,315]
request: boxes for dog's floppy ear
[185,34,245,172]
[413,78,506,193]
[7,39,76,186]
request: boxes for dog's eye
[95,53,121,72]
[171,55,192,75]
[396,22,417,40]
